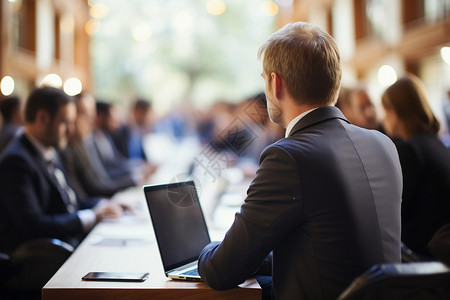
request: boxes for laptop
[143,181,211,281]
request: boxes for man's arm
[198,144,302,290]
[0,155,82,240]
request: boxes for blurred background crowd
[0,0,450,298]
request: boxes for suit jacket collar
[19,132,42,161]
[288,106,349,137]
[20,132,77,208]
[24,131,58,163]
[19,133,60,183]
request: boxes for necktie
[47,160,78,213]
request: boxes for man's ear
[271,72,283,99]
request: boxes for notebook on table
[143,180,211,281]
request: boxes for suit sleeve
[0,155,82,240]
[198,144,302,290]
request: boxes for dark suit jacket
[0,133,91,254]
[92,129,137,180]
[60,141,134,199]
[0,123,22,154]
[394,133,450,256]
[198,106,402,300]
[112,125,148,161]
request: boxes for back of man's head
[134,98,151,112]
[0,96,21,123]
[25,86,70,124]
[96,101,112,118]
[95,100,120,132]
[258,22,342,106]
[74,92,96,117]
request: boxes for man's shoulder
[340,122,395,145]
[259,138,305,162]
[0,134,36,167]
[264,138,295,151]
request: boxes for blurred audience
[381,74,450,257]
[59,93,136,199]
[0,87,124,254]
[235,92,283,161]
[112,97,153,161]
[442,90,450,132]
[0,95,24,154]
[153,102,200,140]
[336,85,382,131]
[198,100,236,147]
[441,89,450,146]
[197,93,283,164]
[93,100,155,185]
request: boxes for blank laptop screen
[144,181,211,271]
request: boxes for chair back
[5,238,73,290]
[338,262,450,300]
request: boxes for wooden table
[42,211,261,300]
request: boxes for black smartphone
[82,272,149,282]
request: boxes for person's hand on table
[93,200,124,222]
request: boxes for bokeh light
[441,47,450,65]
[206,0,226,16]
[85,19,100,35]
[132,23,152,42]
[378,65,397,87]
[90,3,109,19]
[1,76,15,96]
[260,1,279,16]
[63,77,83,96]
[40,73,63,88]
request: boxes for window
[354,0,387,40]
[402,0,424,25]
[402,0,450,27]
[11,0,36,52]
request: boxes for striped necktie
[47,160,78,213]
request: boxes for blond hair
[258,22,342,106]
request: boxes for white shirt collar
[285,107,318,138]
[25,131,57,163]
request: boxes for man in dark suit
[60,93,136,199]
[0,95,23,154]
[112,97,152,161]
[198,22,403,300]
[0,86,124,254]
[92,101,155,186]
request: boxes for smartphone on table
[82,272,149,282]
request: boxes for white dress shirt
[285,108,318,138]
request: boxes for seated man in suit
[60,93,136,199]
[92,101,155,185]
[0,95,24,154]
[112,97,153,161]
[0,86,124,254]
[198,22,403,300]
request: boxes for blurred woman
[381,74,450,257]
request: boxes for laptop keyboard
[181,268,199,276]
